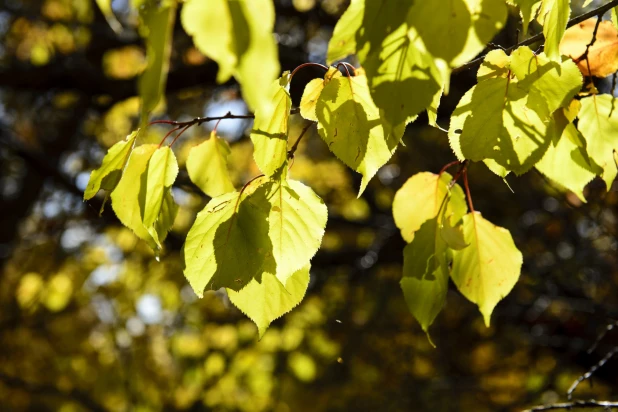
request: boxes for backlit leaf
[451,212,523,326]
[141,146,179,247]
[440,214,468,250]
[111,144,174,252]
[315,72,400,195]
[187,131,235,197]
[299,68,341,122]
[392,172,467,243]
[538,0,570,61]
[510,0,541,34]
[250,73,292,177]
[84,131,137,201]
[138,0,175,120]
[228,265,310,338]
[578,94,618,189]
[181,0,279,113]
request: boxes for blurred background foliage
[0,0,617,411]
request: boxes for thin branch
[453,0,618,74]
[567,346,618,400]
[588,320,618,354]
[287,122,313,159]
[150,108,300,130]
[439,160,462,177]
[522,399,618,411]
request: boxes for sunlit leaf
[250,73,292,177]
[560,19,618,78]
[181,0,279,113]
[451,212,523,326]
[510,0,541,34]
[111,144,174,252]
[183,177,326,295]
[536,111,600,202]
[141,146,179,247]
[392,172,467,243]
[326,0,364,64]
[578,94,618,189]
[138,0,176,120]
[315,72,400,195]
[299,68,341,122]
[440,214,468,250]
[427,86,443,128]
[227,265,310,338]
[537,0,570,61]
[84,131,137,201]
[186,131,235,197]
[477,49,510,81]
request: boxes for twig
[522,399,618,411]
[149,108,300,129]
[438,160,462,177]
[287,122,313,159]
[463,168,475,213]
[453,0,618,74]
[567,347,618,400]
[588,320,618,354]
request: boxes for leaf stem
[287,122,313,159]
[289,62,329,82]
[463,168,475,213]
[158,125,182,148]
[438,160,461,177]
[168,124,191,148]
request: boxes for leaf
[477,49,510,81]
[392,172,467,243]
[409,0,507,68]
[138,0,176,120]
[578,94,618,189]
[111,144,174,252]
[427,86,443,128]
[538,0,570,61]
[227,265,310,338]
[183,178,327,295]
[84,131,137,201]
[449,76,553,174]
[326,0,364,64]
[315,72,400,195]
[181,0,279,113]
[141,146,179,247]
[440,214,468,250]
[186,131,235,197]
[299,68,341,122]
[400,217,449,344]
[250,73,292,177]
[560,19,618,78]
[536,110,600,202]
[612,7,618,31]
[451,212,523,326]
[510,0,541,34]
[95,0,122,33]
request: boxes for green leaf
[138,0,176,120]
[536,111,600,202]
[538,0,570,61]
[141,146,179,247]
[409,0,507,68]
[227,265,310,338]
[84,131,137,201]
[509,0,541,34]
[578,94,618,189]
[612,6,618,30]
[477,49,510,81]
[181,0,279,113]
[401,217,449,345]
[111,144,175,252]
[183,178,327,295]
[326,0,364,64]
[451,212,523,326]
[250,73,292,177]
[440,214,468,250]
[299,68,341,122]
[449,76,552,174]
[186,131,235,197]
[427,86,443,128]
[392,172,467,243]
[315,73,400,195]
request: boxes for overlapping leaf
[392,172,467,243]
[578,94,618,189]
[315,72,400,195]
[181,0,279,113]
[299,67,341,122]
[111,144,177,253]
[560,19,618,78]
[141,146,179,247]
[451,212,523,326]
[186,131,235,198]
[227,265,310,338]
[537,0,570,61]
[250,73,292,177]
[183,177,327,295]
[84,131,137,202]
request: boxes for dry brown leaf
[559,18,618,78]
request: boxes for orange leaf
[559,18,618,78]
